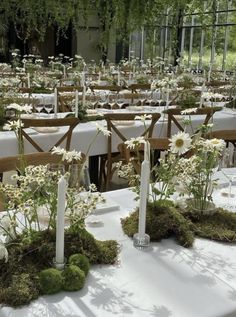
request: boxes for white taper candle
[75,90,79,118]
[54,88,57,116]
[138,141,150,237]
[55,175,67,264]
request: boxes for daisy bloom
[204,138,225,152]
[3,120,24,131]
[135,114,152,122]
[181,108,198,115]
[169,132,192,155]
[94,123,111,136]
[125,136,146,149]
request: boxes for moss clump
[190,208,236,242]
[39,268,63,295]
[122,201,236,248]
[62,265,85,291]
[68,254,90,276]
[0,273,39,307]
[122,202,194,248]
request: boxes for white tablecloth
[0,109,235,158]
[1,187,236,317]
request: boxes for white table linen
[0,109,235,158]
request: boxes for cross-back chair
[118,137,170,175]
[102,112,161,190]
[20,117,80,152]
[56,86,84,112]
[0,151,85,211]
[165,106,222,138]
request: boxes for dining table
[0,108,235,158]
[1,179,236,317]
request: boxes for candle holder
[133,233,150,249]
[53,257,66,270]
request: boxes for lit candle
[55,175,67,265]
[75,90,79,118]
[138,141,150,237]
[54,88,58,116]
[27,73,30,88]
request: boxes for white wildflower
[135,114,152,122]
[7,103,32,113]
[181,108,198,115]
[169,131,192,155]
[95,123,111,136]
[125,136,146,149]
[204,138,225,152]
[51,146,82,162]
[3,120,24,131]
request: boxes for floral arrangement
[0,146,118,307]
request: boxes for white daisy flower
[3,120,24,131]
[94,123,111,136]
[7,103,32,113]
[134,114,152,122]
[125,136,146,149]
[181,108,198,115]
[204,138,225,152]
[169,132,192,155]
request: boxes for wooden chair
[20,117,80,152]
[56,86,84,112]
[0,152,85,210]
[102,112,161,190]
[118,137,170,175]
[206,130,236,148]
[165,107,222,138]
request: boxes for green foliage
[39,268,63,295]
[68,253,90,275]
[62,265,85,291]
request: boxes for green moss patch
[121,202,236,248]
[0,228,118,307]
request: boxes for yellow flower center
[175,139,184,147]
[211,139,219,145]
